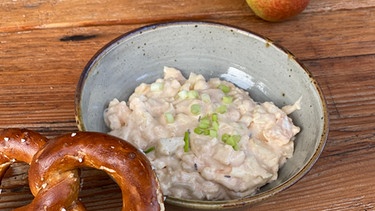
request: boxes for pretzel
[0,128,164,211]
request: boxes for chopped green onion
[226,137,235,146]
[194,113,221,138]
[211,113,219,131]
[203,129,210,135]
[198,117,210,129]
[201,93,211,103]
[221,134,241,150]
[218,84,230,94]
[194,127,205,135]
[222,96,233,104]
[144,146,155,154]
[187,90,199,99]
[184,131,190,152]
[222,133,230,142]
[216,105,227,114]
[178,90,188,99]
[150,82,164,91]
[212,113,218,122]
[212,121,219,131]
[209,129,218,138]
[164,112,174,123]
[190,104,201,115]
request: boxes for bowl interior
[76,21,328,209]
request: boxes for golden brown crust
[30,132,164,211]
[0,128,47,179]
[0,129,164,211]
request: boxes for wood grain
[1,0,375,210]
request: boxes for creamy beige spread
[104,67,300,200]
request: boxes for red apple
[246,0,310,22]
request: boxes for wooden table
[0,0,374,210]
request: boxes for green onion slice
[184,130,190,152]
[212,121,219,131]
[187,90,199,99]
[194,127,205,135]
[222,96,233,104]
[150,82,164,91]
[209,129,218,138]
[198,116,211,129]
[218,84,230,94]
[221,133,241,150]
[212,113,218,122]
[178,90,188,99]
[201,93,211,103]
[144,146,155,154]
[216,105,227,114]
[190,104,201,115]
[164,112,175,123]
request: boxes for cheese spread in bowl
[75,21,328,210]
[104,67,300,200]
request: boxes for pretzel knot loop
[0,128,165,211]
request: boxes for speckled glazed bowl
[75,21,328,210]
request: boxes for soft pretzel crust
[0,129,164,211]
[0,128,47,179]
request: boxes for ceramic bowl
[75,21,328,210]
